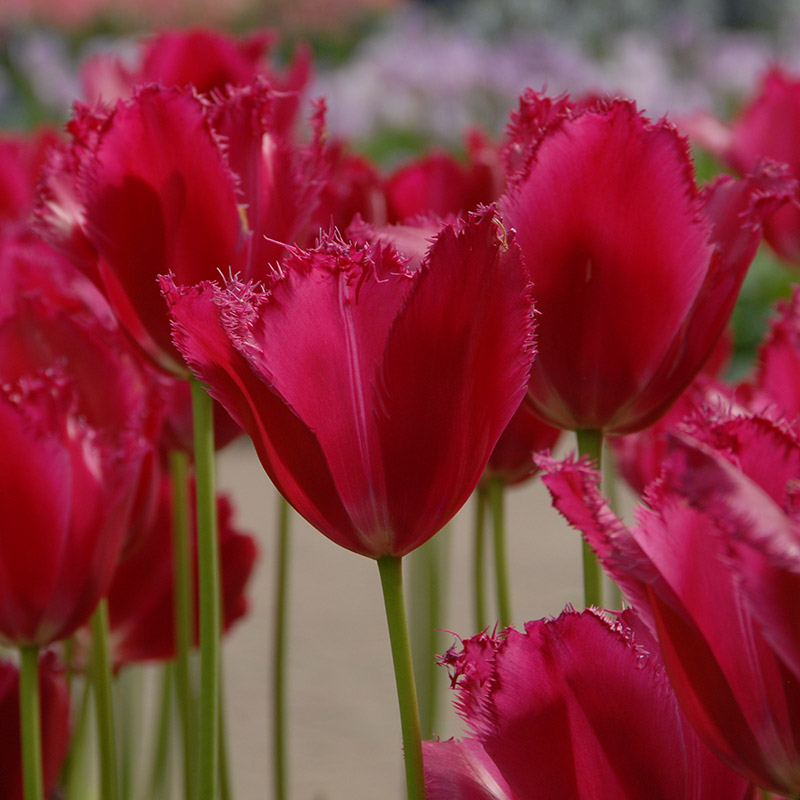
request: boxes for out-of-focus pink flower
[0,233,151,647]
[36,82,329,377]
[541,412,800,795]
[81,28,312,137]
[385,131,503,224]
[164,208,535,559]
[423,608,755,799]
[500,90,795,434]
[681,67,800,264]
[482,396,561,487]
[310,141,386,231]
[0,652,70,800]
[102,474,257,668]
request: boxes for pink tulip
[542,411,800,795]
[164,208,535,558]
[424,608,755,799]
[682,67,800,264]
[500,90,795,434]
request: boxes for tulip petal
[423,739,517,800]
[376,209,535,554]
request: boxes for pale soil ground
[215,436,594,800]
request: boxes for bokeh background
[3,0,800,797]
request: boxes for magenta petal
[376,209,535,554]
[163,276,363,554]
[423,739,517,800]
[446,609,754,800]
[82,86,241,374]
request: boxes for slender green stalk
[409,527,448,740]
[63,672,91,800]
[90,599,120,800]
[117,667,141,800]
[273,496,291,800]
[169,447,197,800]
[219,664,232,800]
[473,486,488,632]
[148,664,174,800]
[487,478,512,628]
[601,442,624,609]
[576,429,604,608]
[19,645,44,800]
[377,556,427,800]
[191,378,221,800]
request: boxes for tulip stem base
[169,448,197,800]
[192,378,221,800]
[90,599,120,800]
[576,429,604,608]
[273,495,291,800]
[20,645,44,800]
[377,556,427,800]
[488,478,512,628]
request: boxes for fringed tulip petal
[543,411,800,795]
[81,86,241,374]
[501,91,794,433]
[166,208,535,558]
[427,609,754,800]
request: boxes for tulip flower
[423,608,756,799]
[501,90,795,436]
[385,131,502,224]
[165,206,535,800]
[0,652,71,800]
[36,81,329,377]
[681,67,800,264]
[81,27,312,136]
[541,411,800,795]
[0,233,152,648]
[164,207,533,560]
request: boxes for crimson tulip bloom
[542,412,800,795]
[500,90,795,434]
[36,82,329,377]
[81,27,311,136]
[0,233,151,646]
[103,475,257,667]
[423,609,755,799]
[682,67,800,264]
[0,652,70,800]
[164,207,535,558]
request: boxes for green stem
[409,528,448,740]
[219,662,232,800]
[473,486,488,632]
[19,645,44,800]
[576,429,604,609]
[487,479,512,628]
[90,599,120,800]
[273,496,291,800]
[377,556,427,800]
[602,442,624,609]
[63,672,91,800]
[148,664,174,800]
[169,448,197,800]
[116,668,140,800]
[191,378,221,800]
